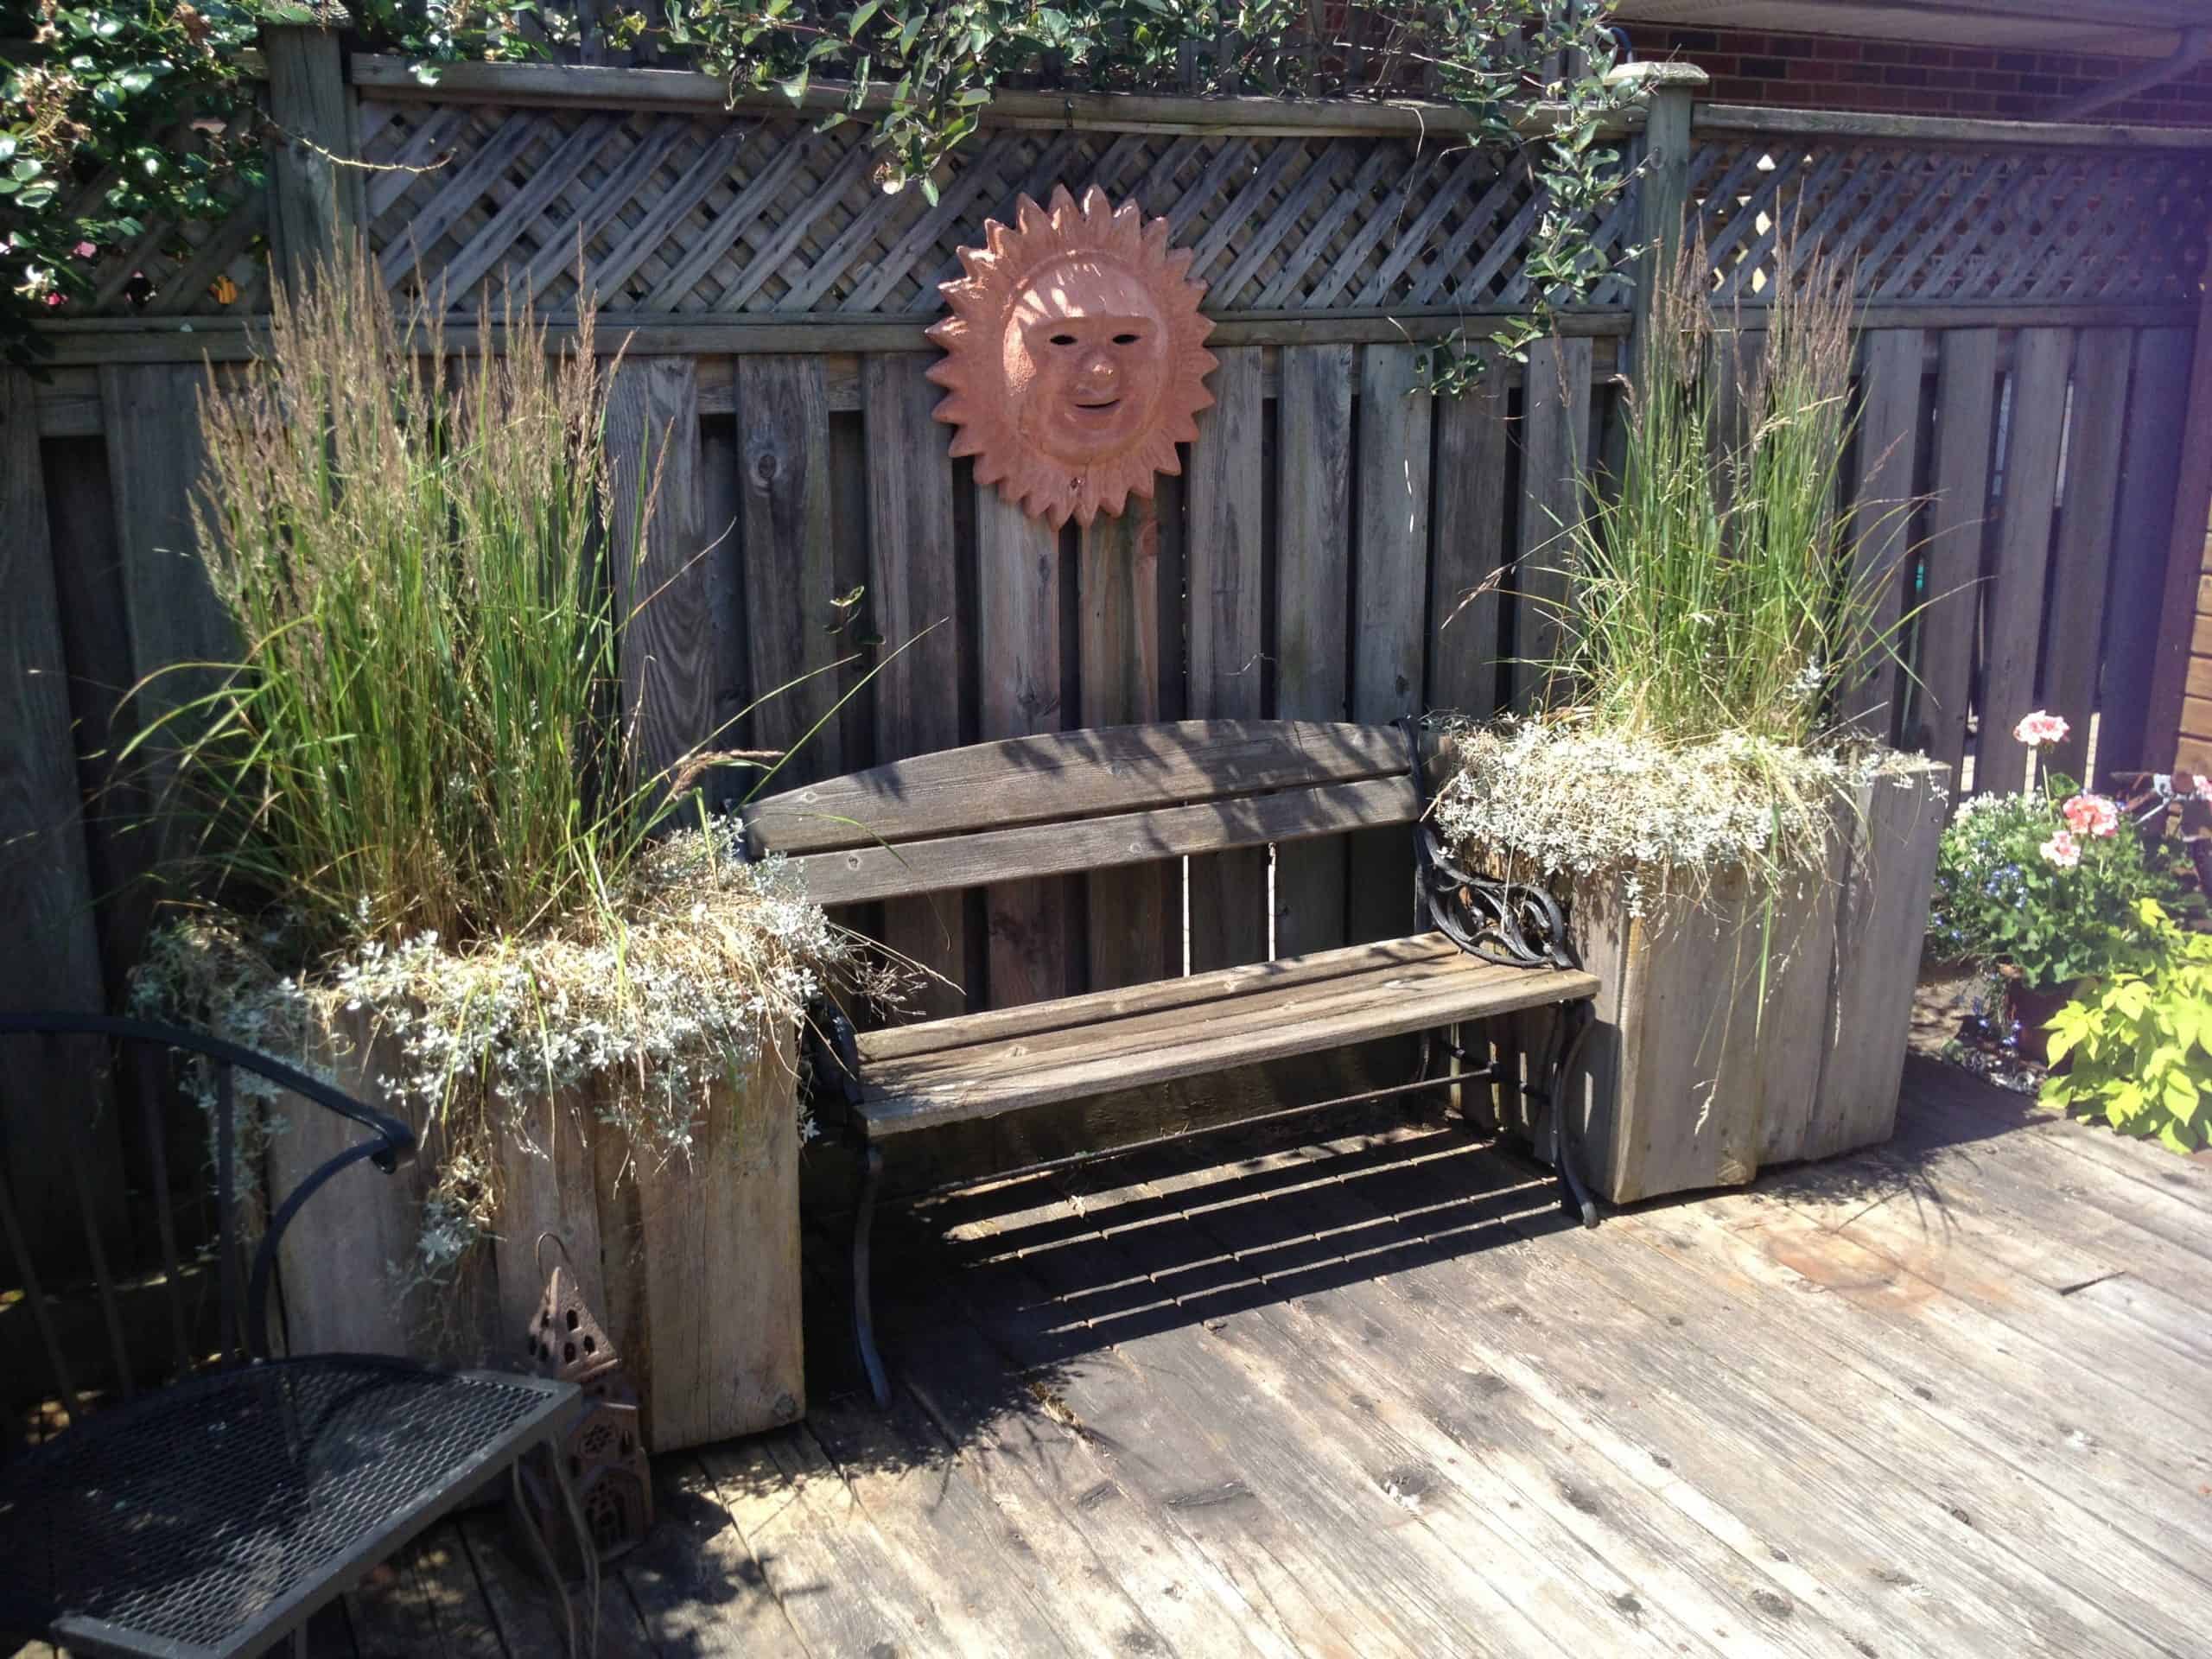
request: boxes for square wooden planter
[264,1018,804,1452]
[1560,757,1948,1203]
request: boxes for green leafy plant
[1926,714,2191,994]
[1,0,550,370]
[2040,899,2212,1154]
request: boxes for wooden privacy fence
[8,38,2212,1237]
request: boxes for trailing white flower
[131,818,873,1277]
[1433,716,1923,916]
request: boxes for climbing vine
[3,0,1636,377]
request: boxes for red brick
[1907,45,1954,68]
[1948,48,1996,71]
[1974,70,2021,92]
[1815,37,1861,62]
[1765,35,1819,60]
[1784,60,1838,84]
[1883,65,1931,87]
[1707,77,1766,102]
[1862,41,1915,66]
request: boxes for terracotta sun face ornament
[928,184,1217,529]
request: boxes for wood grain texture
[606,355,715,794]
[860,949,1594,1132]
[1078,502,1176,989]
[2040,329,2133,781]
[864,353,969,1017]
[738,355,842,779]
[491,1086,608,1367]
[1842,327,1927,737]
[1566,867,1833,1204]
[1186,346,1267,971]
[787,777,1417,906]
[99,364,232,804]
[977,487,1076,1007]
[1915,328,1999,785]
[1801,760,1949,1163]
[1427,344,1511,721]
[0,372,119,1249]
[1273,343,1354,957]
[1976,327,2074,794]
[1349,344,1432,945]
[632,1033,804,1450]
[1510,335,1593,712]
[2092,327,2191,784]
[745,720,1409,855]
[264,26,364,291]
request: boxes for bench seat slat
[746,719,1410,856]
[851,934,1598,1135]
[788,775,1416,906]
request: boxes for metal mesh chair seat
[0,1357,580,1658]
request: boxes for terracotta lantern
[520,1236,652,1576]
[928,184,1217,529]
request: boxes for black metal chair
[0,1012,597,1658]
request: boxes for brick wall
[1620,24,2212,128]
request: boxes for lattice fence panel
[1692,137,2212,307]
[355,99,1631,317]
[73,100,272,319]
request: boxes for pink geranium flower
[2013,710,2070,748]
[2061,793,2120,838]
[72,240,97,259]
[2040,829,2082,869]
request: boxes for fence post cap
[1605,60,1709,95]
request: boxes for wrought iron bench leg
[1545,1003,1600,1230]
[854,1142,891,1410]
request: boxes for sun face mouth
[1072,396,1122,411]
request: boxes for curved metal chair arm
[0,1010,417,1360]
[1396,717,1579,971]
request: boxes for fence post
[2142,251,2212,779]
[1613,60,1706,385]
[264,20,363,290]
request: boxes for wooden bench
[744,718,1601,1406]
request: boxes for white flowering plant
[118,242,880,1281]
[1436,238,1929,918]
[1927,711,2195,994]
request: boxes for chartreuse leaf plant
[2040,900,2212,1154]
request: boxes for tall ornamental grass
[1439,238,1931,912]
[1554,236,1910,747]
[138,250,654,952]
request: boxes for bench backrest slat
[744,719,1408,858]
[783,775,1416,906]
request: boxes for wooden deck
[318,1057,2212,1656]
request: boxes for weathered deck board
[345,1058,2212,1658]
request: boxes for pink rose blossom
[2061,793,2120,839]
[2012,710,2070,748]
[2039,830,2081,869]
[71,241,97,259]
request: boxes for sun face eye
[1112,332,1141,346]
[1049,332,1077,346]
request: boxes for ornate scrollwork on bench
[1398,716,1576,972]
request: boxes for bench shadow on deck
[315,1054,2212,1659]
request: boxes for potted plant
[1926,712,2195,1065]
[125,250,857,1450]
[1433,241,1948,1202]
[2039,899,2211,1153]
